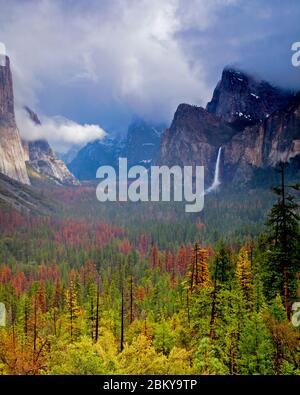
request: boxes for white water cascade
[205,146,222,194]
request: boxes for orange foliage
[0,265,12,284]
[11,272,27,296]
[119,238,132,255]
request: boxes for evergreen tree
[194,337,228,375]
[213,241,232,284]
[210,242,232,339]
[263,162,300,318]
[238,313,274,375]
[236,246,253,309]
[65,280,81,341]
[190,243,210,290]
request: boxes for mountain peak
[23,138,79,186]
[21,108,79,186]
[207,66,291,129]
[159,67,300,185]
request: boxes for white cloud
[0,0,222,123]
[16,108,106,153]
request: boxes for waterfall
[205,146,222,194]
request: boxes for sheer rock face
[206,68,291,129]
[159,68,299,184]
[0,56,30,185]
[160,104,237,182]
[223,94,300,182]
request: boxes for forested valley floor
[0,169,299,375]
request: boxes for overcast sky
[0,0,299,151]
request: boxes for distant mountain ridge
[68,137,121,180]
[123,119,164,167]
[57,146,81,165]
[69,119,165,180]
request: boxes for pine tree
[190,243,210,290]
[236,246,253,308]
[129,275,134,324]
[210,242,232,339]
[198,248,210,287]
[65,280,81,341]
[224,327,240,375]
[194,337,228,374]
[120,286,124,352]
[264,162,300,318]
[213,241,232,284]
[95,276,101,342]
[264,294,300,373]
[150,243,159,269]
[37,281,47,313]
[176,245,187,276]
[153,319,176,355]
[238,313,274,374]
[52,279,62,336]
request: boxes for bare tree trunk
[95,278,100,342]
[33,294,37,354]
[210,254,220,339]
[69,288,73,342]
[130,275,133,324]
[195,243,199,286]
[120,286,124,352]
[186,289,190,328]
[281,163,290,319]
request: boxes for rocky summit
[22,107,79,186]
[23,138,79,186]
[206,68,291,129]
[159,67,299,185]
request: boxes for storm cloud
[0,0,299,150]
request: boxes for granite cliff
[0,56,30,185]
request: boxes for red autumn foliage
[136,285,146,301]
[11,272,27,296]
[119,238,132,255]
[0,265,12,284]
[150,244,159,269]
[176,245,188,276]
[136,234,148,258]
[80,260,98,285]
[0,209,26,234]
[196,221,205,230]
